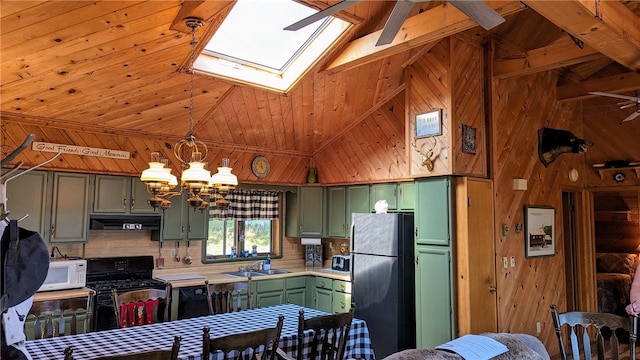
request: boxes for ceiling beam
[522,0,640,71]
[324,1,526,74]
[493,34,604,79]
[556,72,640,102]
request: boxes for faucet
[247,260,264,272]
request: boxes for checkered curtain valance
[210,189,279,220]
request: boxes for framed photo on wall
[524,206,556,258]
[415,109,442,138]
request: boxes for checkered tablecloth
[25,303,375,360]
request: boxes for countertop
[152,267,351,288]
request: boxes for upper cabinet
[92,175,158,215]
[398,182,415,211]
[325,185,370,239]
[286,187,324,237]
[159,192,208,241]
[370,183,397,211]
[4,170,51,237]
[50,173,90,243]
[415,177,451,246]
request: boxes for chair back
[63,335,181,360]
[26,290,95,339]
[550,304,637,360]
[112,286,169,328]
[205,278,252,314]
[296,303,355,360]
[202,315,284,360]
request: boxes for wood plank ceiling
[2,0,640,168]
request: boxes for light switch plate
[502,257,509,268]
[510,256,516,268]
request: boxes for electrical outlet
[501,224,509,236]
[510,256,516,268]
[170,249,176,257]
[502,257,509,268]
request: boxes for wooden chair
[202,315,284,360]
[26,290,95,339]
[62,336,181,360]
[205,278,252,315]
[551,304,638,360]
[112,285,170,328]
[284,303,356,360]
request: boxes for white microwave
[38,259,87,292]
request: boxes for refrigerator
[350,212,415,359]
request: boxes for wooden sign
[32,142,130,159]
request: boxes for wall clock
[251,156,271,178]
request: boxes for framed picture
[415,109,442,138]
[524,206,556,258]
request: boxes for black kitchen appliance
[350,212,415,359]
[85,256,168,331]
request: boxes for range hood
[89,214,161,230]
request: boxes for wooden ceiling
[2,0,640,159]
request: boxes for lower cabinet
[332,279,352,313]
[254,279,285,308]
[285,276,307,306]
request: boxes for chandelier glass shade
[140,18,237,210]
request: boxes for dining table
[25,303,376,360]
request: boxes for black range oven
[85,256,168,331]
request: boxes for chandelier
[140,17,237,211]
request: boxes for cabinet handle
[131,197,135,208]
[299,225,302,233]
[320,280,326,288]
[415,228,418,236]
[181,225,185,233]
[488,286,497,293]
[340,301,346,309]
[123,197,127,209]
[50,224,56,238]
[340,284,346,291]
[415,255,419,265]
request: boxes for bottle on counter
[252,245,258,257]
[264,253,271,270]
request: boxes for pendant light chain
[188,22,197,138]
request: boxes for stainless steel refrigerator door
[351,213,399,257]
[351,252,400,358]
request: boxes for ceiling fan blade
[376,0,415,46]
[589,91,640,102]
[448,0,505,30]
[621,111,640,123]
[618,101,637,110]
[284,0,362,31]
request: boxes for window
[203,189,281,262]
[194,0,351,93]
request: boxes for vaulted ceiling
[2,0,640,158]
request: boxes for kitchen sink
[256,269,289,275]
[223,271,265,278]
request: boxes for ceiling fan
[284,0,506,46]
[589,91,640,123]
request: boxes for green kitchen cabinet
[326,187,346,238]
[370,183,397,211]
[397,182,415,211]
[285,276,308,306]
[314,277,333,313]
[50,173,90,243]
[415,178,451,246]
[415,245,454,349]
[160,192,208,241]
[92,175,158,214]
[326,185,369,238]
[286,187,324,237]
[4,170,51,237]
[255,278,285,308]
[332,279,351,313]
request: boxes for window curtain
[210,189,279,220]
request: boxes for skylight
[193,0,350,93]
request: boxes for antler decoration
[411,137,439,171]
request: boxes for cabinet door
[256,291,285,307]
[314,288,333,313]
[51,173,90,243]
[299,187,324,237]
[415,245,454,349]
[370,184,397,211]
[287,288,307,306]
[162,195,185,241]
[130,178,158,214]
[326,187,346,238]
[332,291,351,314]
[5,171,51,237]
[346,185,370,232]
[185,206,208,240]
[398,182,415,211]
[93,175,128,213]
[415,178,451,245]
